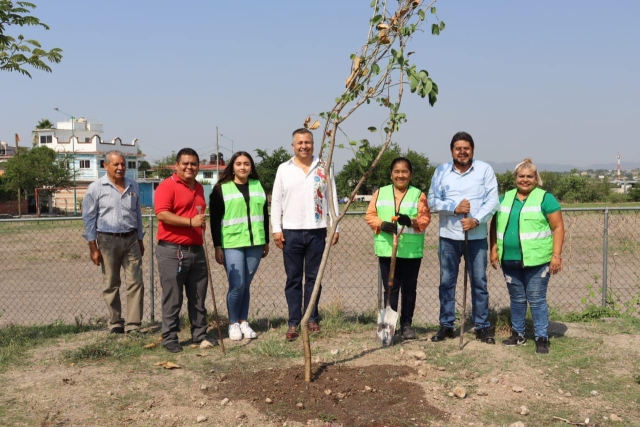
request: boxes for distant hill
[585,161,640,171]
[487,161,576,173]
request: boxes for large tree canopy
[0,1,63,78]
[254,147,291,194]
[2,145,72,197]
[335,143,435,197]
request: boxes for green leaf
[431,24,440,35]
[418,70,429,82]
[424,78,433,94]
[349,140,358,146]
[418,9,425,20]
[371,14,383,25]
[439,21,446,31]
[430,7,437,14]
[409,75,419,92]
[370,0,376,7]
[368,127,377,132]
[371,64,380,75]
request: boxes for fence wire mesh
[1,208,639,327]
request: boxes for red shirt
[154,173,206,245]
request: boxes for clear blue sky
[1,0,638,170]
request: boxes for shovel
[377,218,405,347]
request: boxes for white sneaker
[228,323,242,341]
[240,321,257,339]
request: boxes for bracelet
[552,254,562,260]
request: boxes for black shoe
[109,327,124,334]
[475,327,496,344]
[431,327,454,342]
[502,331,526,346]
[163,341,183,353]
[535,337,550,354]
[401,325,416,340]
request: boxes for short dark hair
[176,148,200,164]
[390,157,413,174]
[450,131,475,150]
[292,128,313,140]
[214,151,260,189]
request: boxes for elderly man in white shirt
[271,128,340,341]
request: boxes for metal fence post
[602,207,609,308]
[149,215,155,322]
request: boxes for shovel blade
[376,306,398,347]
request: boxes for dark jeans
[438,237,490,330]
[283,228,326,327]
[156,245,209,344]
[379,257,422,327]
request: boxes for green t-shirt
[500,192,561,261]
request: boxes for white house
[32,117,143,213]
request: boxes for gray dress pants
[156,244,209,344]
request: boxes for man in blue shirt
[82,150,145,334]
[427,132,499,344]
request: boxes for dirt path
[1,322,640,426]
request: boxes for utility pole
[216,126,220,180]
[15,133,21,217]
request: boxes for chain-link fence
[1,208,639,327]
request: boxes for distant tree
[138,160,151,172]
[335,143,434,197]
[0,1,63,78]
[254,147,291,194]
[35,118,53,129]
[2,145,71,198]
[154,151,176,179]
[0,175,15,201]
[628,186,640,202]
[495,171,516,195]
[539,171,562,196]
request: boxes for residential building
[32,118,142,213]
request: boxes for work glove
[397,214,412,227]
[380,221,397,235]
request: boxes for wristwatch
[473,218,480,226]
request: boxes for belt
[98,230,137,238]
[157,240,204,253]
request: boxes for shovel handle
[387,217,404,288]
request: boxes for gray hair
[513,158,543,186]
[104,150,126,166]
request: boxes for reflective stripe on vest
[496,187,553,266]
[220,180,266,248]
[373,185,424,258]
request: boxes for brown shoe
[286,326,299,341]
[308,322,321,333]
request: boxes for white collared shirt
[270,156,339,233]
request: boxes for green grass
[61,330,159,363]
[0,321,100,372]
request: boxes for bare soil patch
[216,363,446,426]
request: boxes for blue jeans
[223,246,264,324]
[501,261,550,339]
[283,228,326,327]
[438,237,490,330]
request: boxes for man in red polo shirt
[154,148,216,353]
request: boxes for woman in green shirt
[490,159,564,354]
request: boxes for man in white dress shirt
[271,128,339,340]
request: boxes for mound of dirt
[214,363,447,427]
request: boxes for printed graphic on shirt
[314,167,327,222]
